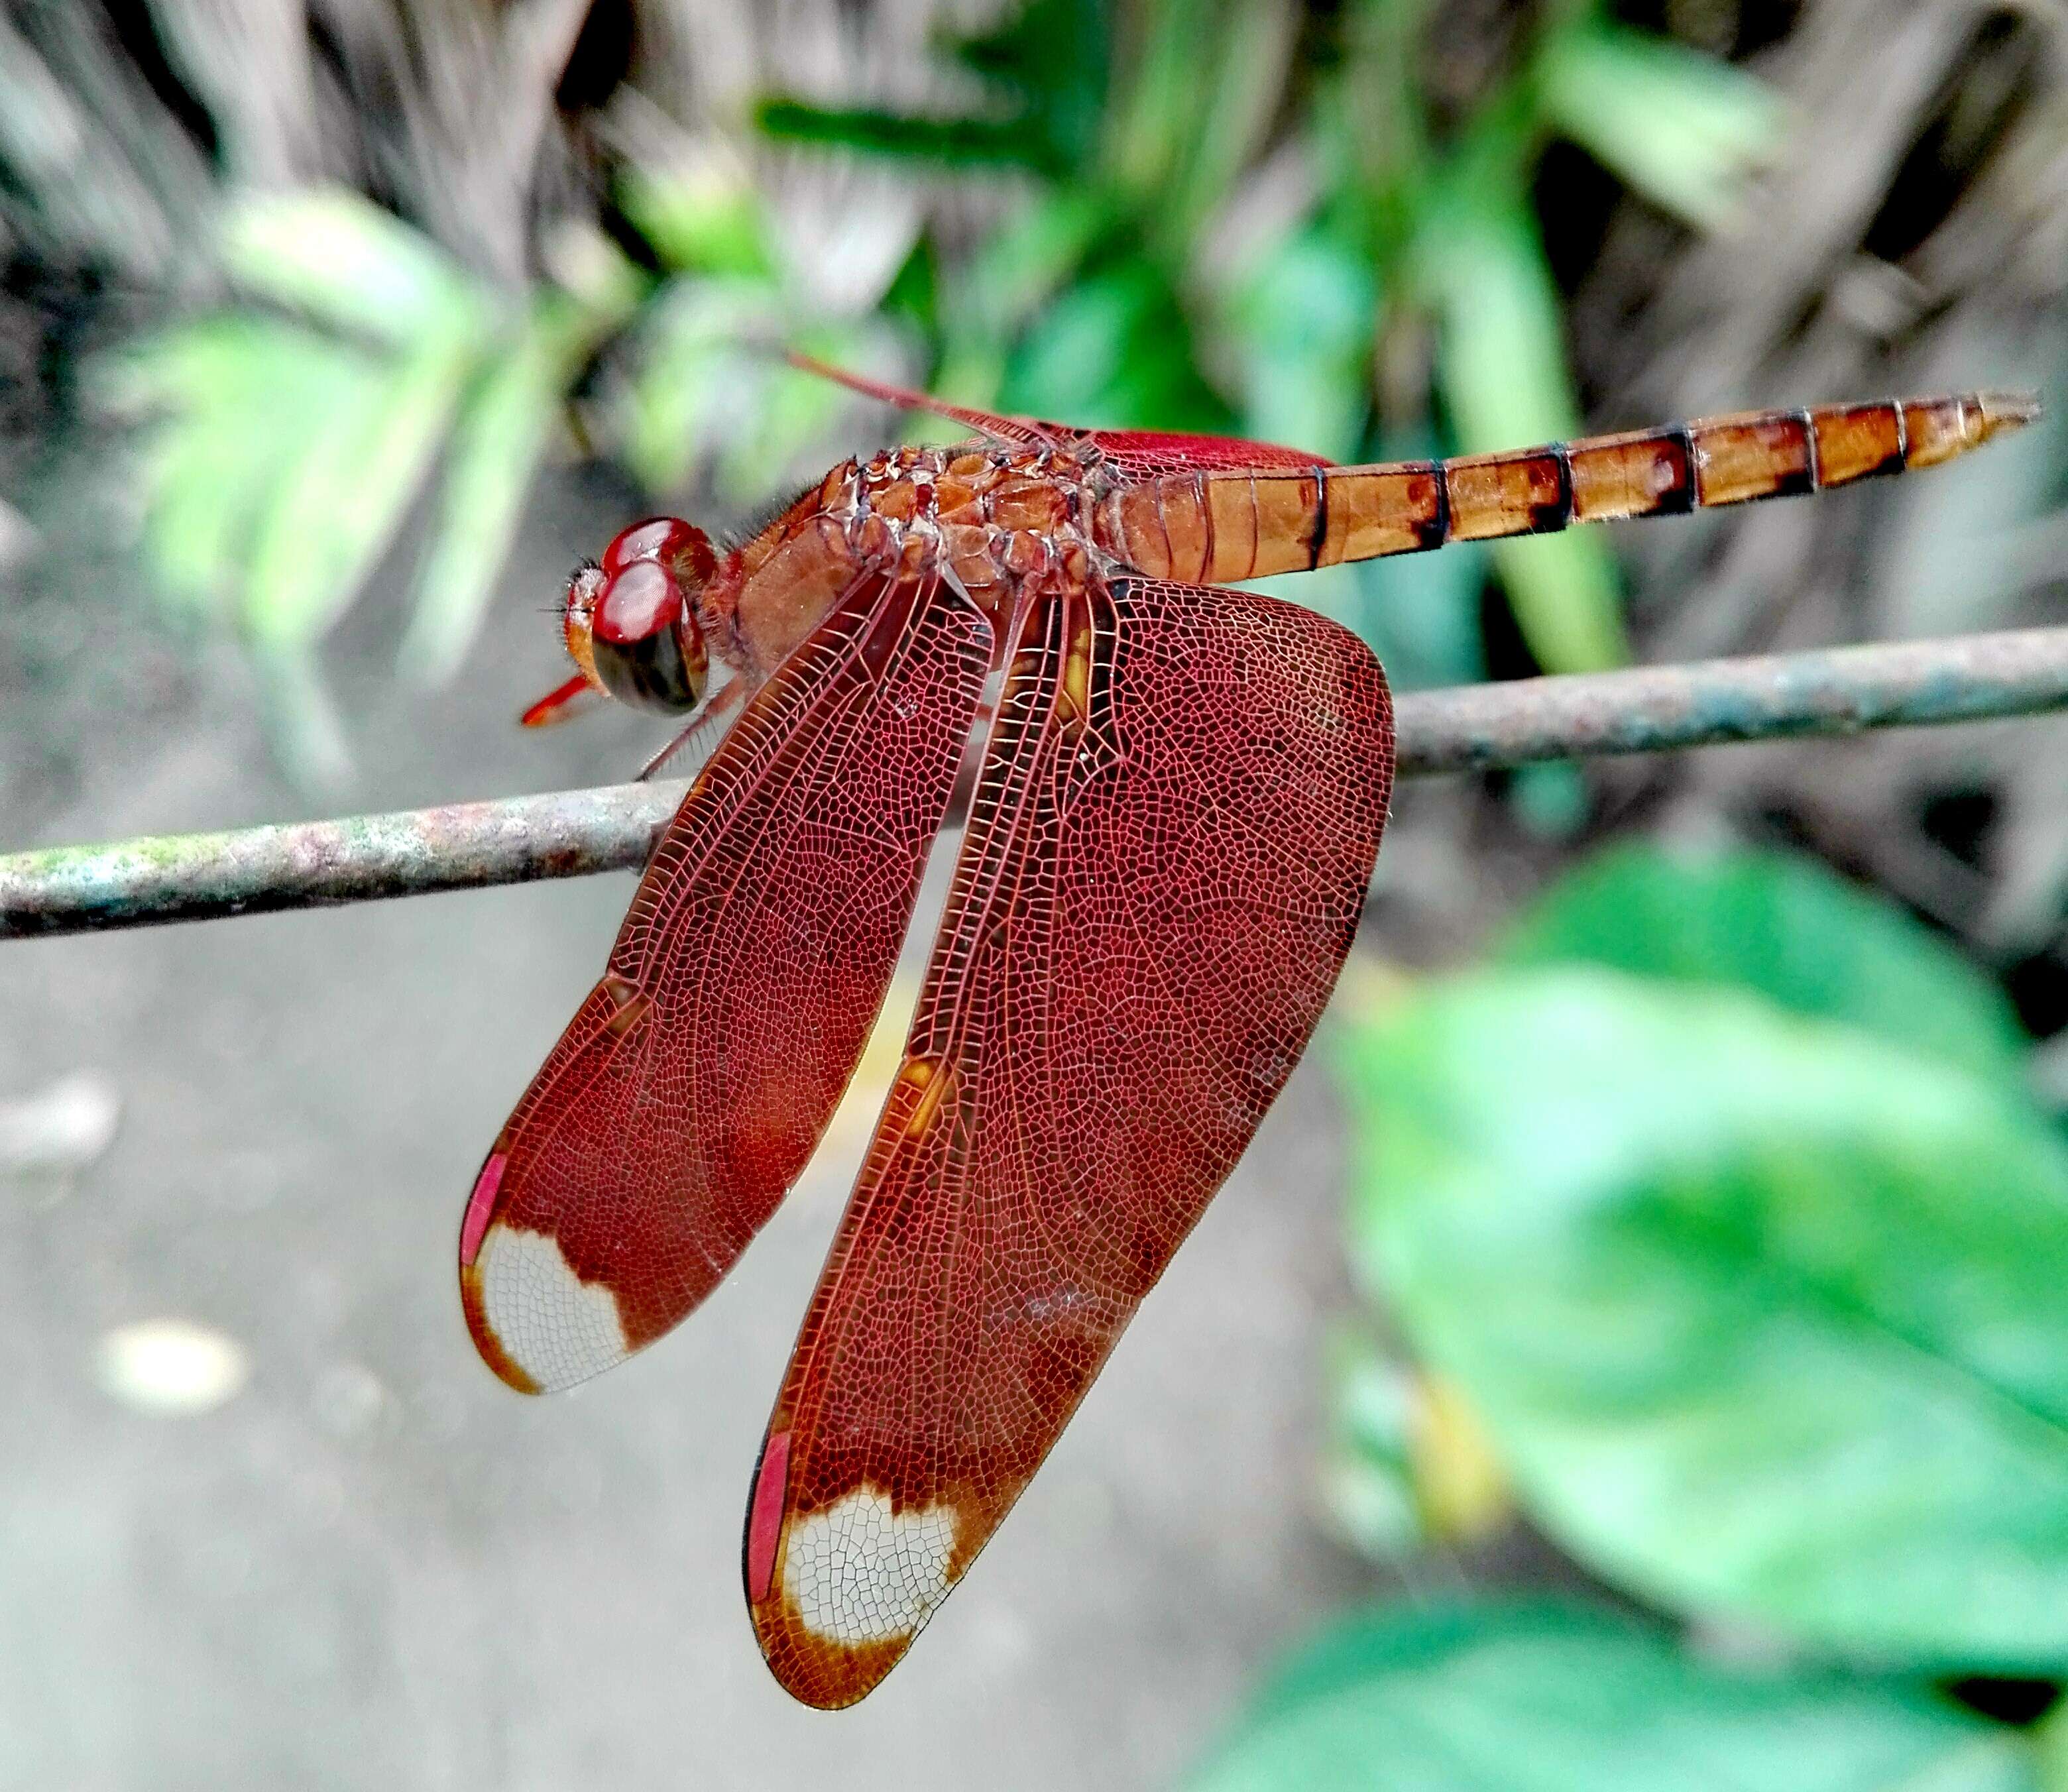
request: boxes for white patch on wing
[785,1486,960,1648]
[473,1223,630,1391]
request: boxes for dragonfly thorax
[846,442,1104,628]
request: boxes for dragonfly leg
[637,677,751,781]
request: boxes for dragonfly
[460,359,2032,1708]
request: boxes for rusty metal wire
[5,627,2067,940]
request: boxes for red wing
[459,564,990,1393]
[1069,429,1332,478]
[744,573,1393,1706]
[787,353,1327,476]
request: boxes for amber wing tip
[457,1263,546,1395]
[1979,390,2042,436]
[752,1630,899,1711]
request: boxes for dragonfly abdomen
[1098,391,2036,585]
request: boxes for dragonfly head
[559,516,715,714]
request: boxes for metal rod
[6,627,2067,940]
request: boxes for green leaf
[962,190,1110,342]
[616,276,778,495]
[1318,1335,1429,1559]
[1161,0,1298,244]
[1507,759,1591,840]
[241,329,477,649]
[1340,542,1489,689]
[249,644,354,797]
[1224,223,1375,465]
[1190,1600,2037,1792]
[404,278,638,683]
[758,0,1109,178]
[1420,194,1627,671]
[1501,843,2028,1080]
[616,163,774,279]
[1342,969,2068,1671]
[714,319,902,505]
[219,187,487,349]
[1538,22,1786,232]
[2035,1696,2068,1792]
[1104,0,1214,201]
[1328,0,1436,245]
[95,317,369,627]
[754,98,1061,176]
[880,234,943,337]
[954,0,1110,174]
[1490,528,1625,673]
[1001,258,1230,431]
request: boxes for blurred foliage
[608,160,901,506]
[1191,1602,2038,1792]
[1219,841,2068,1786]
[1318,1329,1513,1559]
[1499,841,2030,1078]
[1350,964,2068,1667]
[762,0,1783,677]
[5,3,2067,1775]
[92,192,633,683]
[0,0,1788,735]
[82,174,884,695]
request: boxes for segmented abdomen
[1096,392,2036,585]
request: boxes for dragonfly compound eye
[595,559,681,644]
[589,560,709,713]
[604,518,699,575]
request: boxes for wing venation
[459,562,990,1393]
[746,572,1393,1705]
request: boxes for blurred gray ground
[0,480,1385,1791]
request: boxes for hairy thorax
[715,441,1115,679]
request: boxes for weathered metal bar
[5,627,2067,940]
[0,784,680,939]
[1391,625,2068,774]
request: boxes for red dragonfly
[460,360,2031,1708]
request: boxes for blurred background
[3,0,2067,1786]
